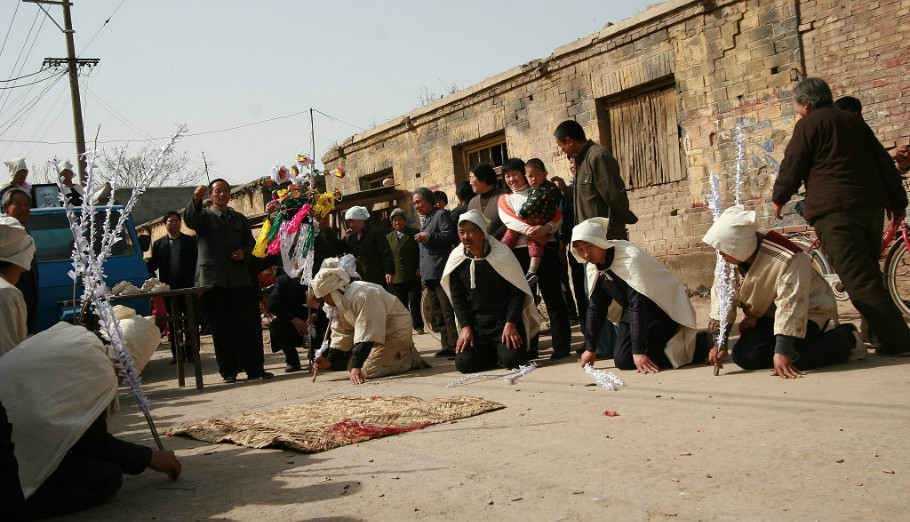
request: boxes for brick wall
[800,0,910,149]
[322,0,906,292]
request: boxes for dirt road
[67,298,909,522]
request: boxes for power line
[77,0,127,58]
[0,69,61,89]
[312,108,367,132]
[0,2,21,60]
[0,67,51,83]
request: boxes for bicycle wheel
[791,238,848,300]
[420,287,441,341]
[884,239,910,318]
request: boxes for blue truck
[24,206,152,332]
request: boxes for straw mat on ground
[167,395,504,452]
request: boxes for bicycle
[782,229,849,301]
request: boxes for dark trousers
[424,279,458,352]
[731,316,854,370]
[25,454,122,520]
[454,322,529,374]
[612,307,679,370]
[203,285,266,379]
[513,244,571,355]
[391,279,424,330]
[569,255,588,331]
[812,207,910,351]
[268,317,303,369]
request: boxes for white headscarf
[457,209,491,288]
[3,158,27,176]
[56,160,74,174]
[702,205,758,262]
[569,217,613,263]
[0,216,35,270]
[344,206,370,221]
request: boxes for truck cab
[24,206,151,332]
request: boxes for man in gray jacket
[413,187,458,357]
[184,179,272,382]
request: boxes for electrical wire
[0,2,21,61]
[0,67,51,83]
[77,0,128,58]
[0,70,62,90]
[312,108,367,132]
[0,8,41,113]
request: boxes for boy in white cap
[308,255,428,384]
[0,216,35,354]
[703,205,858,378]
[342,205,395,287]
[571,217,710,373]
[441,210,542,372]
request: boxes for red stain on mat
[603,411,620,417]
[327,418,432,439]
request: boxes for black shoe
[550,351,572,360]
[223,375,237,383]
[168,357,177,365]
[526,271,539,286]
[434,349,456,358]
[285,364,302,373]
[248,371,275,380]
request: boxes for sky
[1,0,657,187]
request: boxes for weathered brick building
[321,0,909,292]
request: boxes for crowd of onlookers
[2,77,909,519]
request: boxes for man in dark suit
[386,208,423,333]
[184,179,272,383]
[146,211,198,363]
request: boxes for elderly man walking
[772,77,910,355]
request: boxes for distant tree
[26,161,58,184]
[417,85,437,106]
[98,146,202,187]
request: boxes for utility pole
[29,0,98,185]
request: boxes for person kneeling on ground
[702,205,860,378]
[0,322,181,520]
[308,255,428,384]
[571,217,711,373]
[441,210,542,374]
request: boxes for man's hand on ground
[771,353,805,379]
[708,347,728,366]
[633,353,660,374]
[579,350,596,368]
[149,450,182,480]
[350,368,365,385]
[501,322,522,350]
[456,326,474,354]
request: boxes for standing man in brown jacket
[553,120,637,240]
[772,77,910,356]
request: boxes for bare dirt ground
[67,298,909,522]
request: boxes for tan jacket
[710,231,837,338]
[330,281,426,378]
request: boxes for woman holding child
[496,158,572,359]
